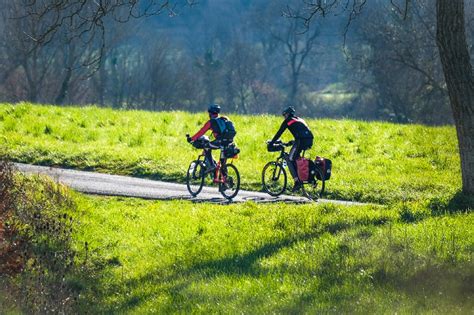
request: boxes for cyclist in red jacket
[269,106,314,192]
[187,104,233,172]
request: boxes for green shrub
[0,161,81,314]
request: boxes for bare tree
[271,3,321,106]
[19,0,195,72]
[299,0,474,195]
[53,33,102,104]
[224,41,262,114]
[195,49,222,105]
[353,0,450,124]
[1,1,59,102]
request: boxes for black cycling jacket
[271,116,313,142]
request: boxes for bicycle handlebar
[266,139,294,147]
[186,134,193,143]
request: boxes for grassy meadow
[0,103,472,313]
[0,102,461,204]
[69,195,472,313]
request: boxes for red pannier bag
[296,157,310,181]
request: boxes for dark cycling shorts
[289,138,313,161]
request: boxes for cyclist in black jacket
[270,106,314,192]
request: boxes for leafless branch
[14,0,196,74]
[390,0,411,20]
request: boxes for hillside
[67,195,472,314]
[0,103,472,313]
[0,103,461,203]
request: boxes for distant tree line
[0,0,472,125]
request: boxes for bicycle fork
[272,161,285,181]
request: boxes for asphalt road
[15,163,367,205]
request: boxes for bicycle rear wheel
[262,161,287,196]
[186,160,205,197]
[302,167,325,201]
[219,164,240,200]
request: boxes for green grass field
[0,103,472,313]
[0,102,461,204]
[70,194,472,313]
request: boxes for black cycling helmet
[282,106,295,117]
[208,104,221,114]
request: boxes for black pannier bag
[324,158,332,180]
[267,141,282,152]
[308,159,317,181]
[315,156,332,180]
[193,135,210,149]
[224,143,240,158]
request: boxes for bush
[0,160,80,314]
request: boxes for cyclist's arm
[191,121,211,141]
[271,120,288,143]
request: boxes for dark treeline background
[0,0,472,125]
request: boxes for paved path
[15,163,367,206]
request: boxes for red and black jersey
[271,116,313,142]
[191,120,216,141]
[191,115,231,141]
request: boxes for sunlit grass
[0,102,470,313]
[0,102,461,203]
[70,195,473,313]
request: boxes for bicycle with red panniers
[262,140,329,201]
[185,135,240,200]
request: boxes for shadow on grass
[372,263,474,312]
[104,233,324,313]
[94,217,392,313]
[430,191,474,215]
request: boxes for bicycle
[261,140,325,200]
[185,135,240,200]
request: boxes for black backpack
[211,117,236,141]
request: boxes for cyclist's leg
[209,140,222,148]
[298,138,313,158]
[208,140,222,169]
[218,149,229,190]
[204,141,217,171]
[220,157,228,177]
[288,139,302,184]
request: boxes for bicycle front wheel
[219,164,240,200]
[302,167,325,201]
[262,161,287,196]
[186,160,205,197]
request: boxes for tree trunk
[288,70,298,106]
[55,42,76,105]
[436,0,474,194]
[55,68,72,105]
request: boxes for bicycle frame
[263,140,323,200]
[271,143,308,182]
[196,147,231,185]
[187,138,241,200]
